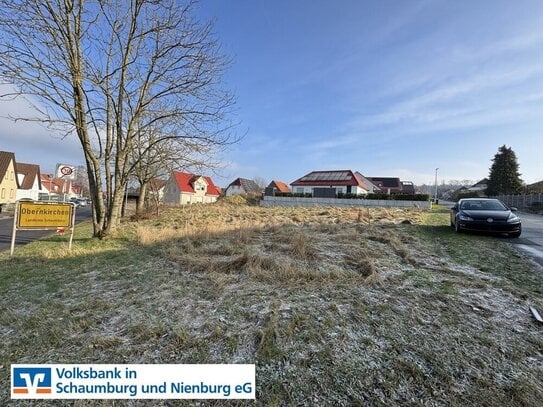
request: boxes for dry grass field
[1,198,543,406]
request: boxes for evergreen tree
[486,145,523,195]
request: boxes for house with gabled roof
[400,181,415,194]
[367,177,402,194]
[0,151,19,208]
[225,178,261,196]
[267,180,290,194]
[290,170,369,195]
[16,162,42,201]
[467,178,488,192]
[40,173,60,198]
[147,178,168,203]
[39,174,79,200]
[163,171,220,205]
[354,172,381,193]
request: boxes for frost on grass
[1,203,543,406]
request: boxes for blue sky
[1,0,542,186]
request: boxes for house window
[295,187,304,193]
[1,188,5,198]
[10,189,14,198]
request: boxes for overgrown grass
[1,202,542,406]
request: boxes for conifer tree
[486,145,523,195]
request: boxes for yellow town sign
[17,202,74,229]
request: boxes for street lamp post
[434,168,439,204]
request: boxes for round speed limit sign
[60,166,73,176]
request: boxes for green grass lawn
[1,204,543,406]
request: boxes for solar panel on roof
[383,179,398,187]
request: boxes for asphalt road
[513,212,543,266]
[440,200,543,266]
[0,206,92,253]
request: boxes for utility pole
[434,168,439,204]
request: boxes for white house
[163,171,220,205]
[225,178,261,196]
[147,178,167,203]
[290,170,369,195]
[355,172,381,193]
[16,163,42,201]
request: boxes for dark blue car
[450,198,521,237]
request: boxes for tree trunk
[104,184,127,235]
[136,182,148,215]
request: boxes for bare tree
[0,0,234,237]
[73,164,90,197]
[253,176,267,191]
[130,124,220,215]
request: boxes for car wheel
[454,221,462,233]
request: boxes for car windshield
[460,200,507,211]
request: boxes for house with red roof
[290,170,369,196]
[163,171,220,205]
[266,180,290,194]
[16,162,42,200]
[39,174,79,200]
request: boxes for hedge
[274,192,313,198]
[271,192,430,201]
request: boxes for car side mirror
[510,207,518,212]
[452,205,458,210]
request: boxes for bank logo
[12,367,52,395]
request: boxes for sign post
[10,201,76,256]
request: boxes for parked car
[69,198,88,207]
[450,198,521,237]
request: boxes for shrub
[337,193,365,199]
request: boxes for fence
[489,193,543,209]
[261,195,431,209]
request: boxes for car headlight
[459,214,473,221]
[507,213,520,223]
